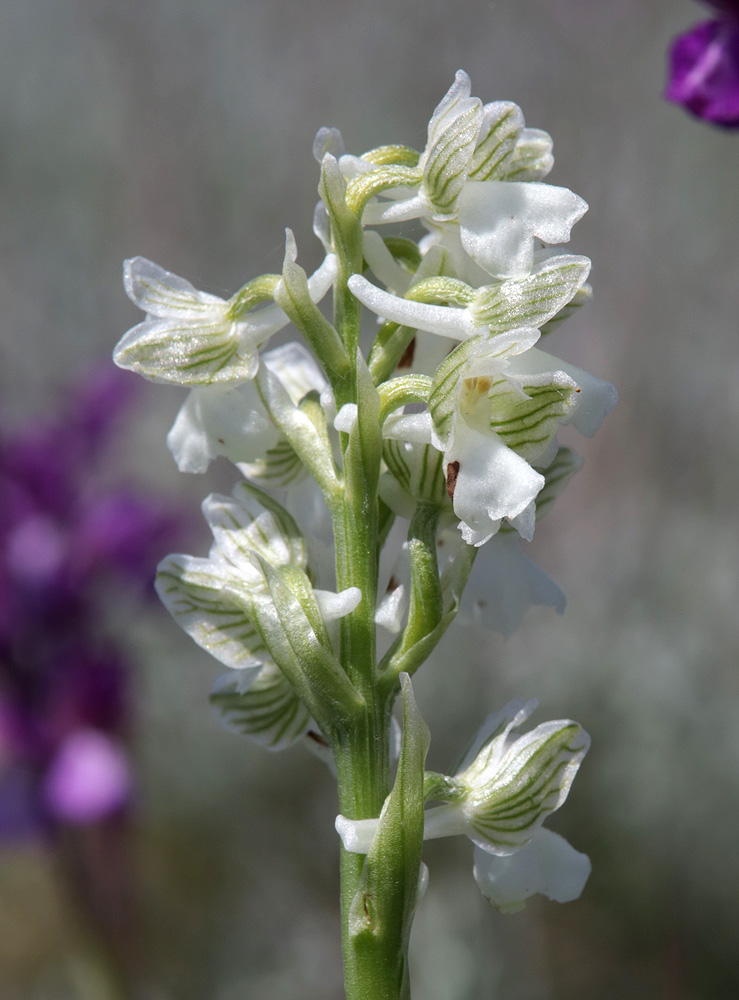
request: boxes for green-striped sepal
[156,481,362,726]
[380,439,451,520]
[155,553,269,671]
[424,700,589,855]
[420,70,483,218]
[210,663,313,752]
[238,438,306,488]
[350,252,589,357]
[505,127,555,182]
[115,252,339,386]
[427,335,487,447]
[115,258,279,384]
[464,368,580,464]
[468,100,554,183]
[154,482,308,669]
[540,282,593,335]
[470,254,591,334]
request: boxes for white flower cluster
[115,71,614,638]
[113,70,612,915]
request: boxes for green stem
[334,714,397,1000]
[329,248,409,999]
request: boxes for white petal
[314,586,362,621]
[334,403,358,433]
[263,341,327,404]
[313,201,331,252]
[123,257,224,318]
[306,252,339,300]
[457,700,535,774]
[375,542,411,633]
[447,421,544,547]
[458,182,588,279]
[423,804,470,841]
[313,127,345,163]
[166,385,279,474]
[335,814,379,854]
[420,223,496,286]
[382,410,434,445]
[348,274,478,340]
[338,153,376,180]
[361,192,428,226]
[468,533,565,637]
[363,230,412,294]
[464,327,541,376]
[473,829,591,912]
[375,584,408,633]
[507,348,618,437]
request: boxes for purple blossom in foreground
[0,367,179,838]
[666,1,739,126]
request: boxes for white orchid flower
[157,481,360,667]
[336,700,590,914]
[378,331,558,547]
[157,482,360,755]
[167,342,328,485]
[114,252,337,385]
[357,71,586,280]
[379,321,615,547]
[348,250,591,347]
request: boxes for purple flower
[0,366,181,838]
[666,2,739,126]
[42,729,132,825]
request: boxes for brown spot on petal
[446,460,460,501]
[306,730,329,748]
[466,375,492,397]
[387,575,399,592]
[398,336,416,369]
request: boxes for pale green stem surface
[327,237,411,998]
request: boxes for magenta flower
[666,1,739,126]
[0,367,180,838]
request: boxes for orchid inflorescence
[114,71,615,997]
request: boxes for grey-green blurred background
[2,0,738,997]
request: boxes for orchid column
[114,71,616,1000]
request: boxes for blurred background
[1,0,738,997]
